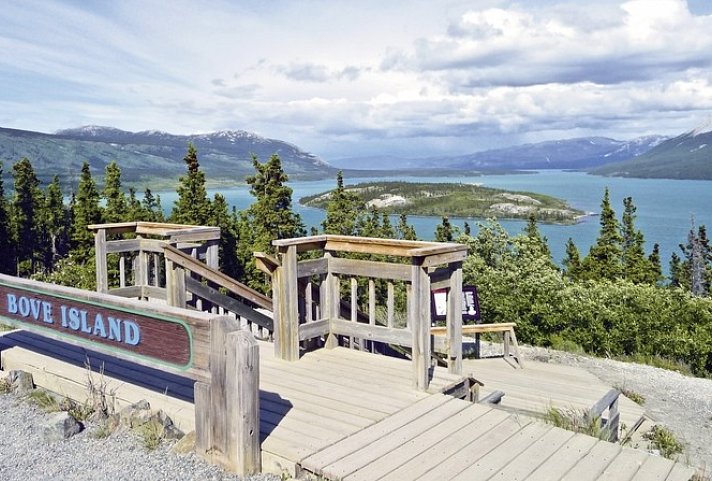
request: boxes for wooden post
[274,245,299,361]
[94,228,108,293]
[411,257,431,391]
[226,330,260,473]
[206,239,219,269]
[166,259,186,309]
[324,252,339,349]
[195,316,261,474]
[447,263,463,375]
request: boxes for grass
[542,406,610,440]
[0,378,11,394]
[614,385,646,405]
[26,389,61,412]
[644,425,684,460]
[615,353,694,377]
[0,322,13,332]
[135,419,165,450]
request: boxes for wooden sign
[0,280,193,370]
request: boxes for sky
[2,0,712,162]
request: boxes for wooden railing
[163,245,273,338]
[589,388,621,442]
[262,235,468,391]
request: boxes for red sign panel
[0,282,193,370]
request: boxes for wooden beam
[94,228,108,294]
[164,245,272,311]
[328,257,411,281]
[329,319,412,346]
[274,245,300,361]
[447,263,463,375]
[410,258,431,391]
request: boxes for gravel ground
[515,344,712,473]
[2,347,711,479]
[0,393,280,481]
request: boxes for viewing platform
[0,225,696,480]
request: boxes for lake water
[159,170,712,269]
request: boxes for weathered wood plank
[556,440,622,481]
[328,257,411,281]
[342,403,493,481]
[597,448,651,481]
[300,394,451,473]
[414,416,531,481]
[321,398,470,480]
[377,407,511,481]
[450,423,552,480]
[447,264,463,375]
[297,258,329,278]
[225,330,261,475]
[298,319,330,341]
[410,259,431,390]
[95,228,108,293]
[329,319,411,347]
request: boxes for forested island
[300,181,585,224]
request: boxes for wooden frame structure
[259,235,468,391]
[89,221,220,298]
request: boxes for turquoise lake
[159,170,712,269]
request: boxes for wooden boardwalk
[0,331,695,480]
[464,357,648,436]
[300,394,694,481]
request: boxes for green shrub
[644,425,684,459]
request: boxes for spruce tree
[563,237,582,280]
[238,154,305,292]
[397,213,417,241]
[171,142,211,225]
[581,188,623,280]
[11,157,45,275]
[126,187,143,221]
[102,161,126,223]
[322,171,364,235]
[209,193,240,279]
[647,243,663,285]
[71,161,102,260]
[0,162,14,274]
[141,188,164,222]
[434,216,454,242]
[669,252,683,288]
[523,213,552,260]
[620,196,653,283]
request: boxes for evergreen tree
[44,175,69,267]
[102,161,126,223]
[322,171,364,235]
[523,213,552,261]
[464,221,471,236]
[141,188,164,222]
[71,161,102,260]
[125,187,143,221]
[360,206,382,238]
[171,142,211,225]
[434,216,454,242]
[669,252,683,288]
[0,162,14,274]
[563,237,582,280]
[620,196,654,283]
[581,188,623,280]
[381,212,395,239]
[209,193,240,279]
[647,243,663,285]
[11,157,45,275]
[397,213,417,241]
[238,154,305,292]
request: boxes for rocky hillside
[0,125,335,187]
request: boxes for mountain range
[0,125,333,186]
[1,122,711,187]
[591,121,712,180]
[332,136,668,171]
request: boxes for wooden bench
[431,322,524,368]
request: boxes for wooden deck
[464,357,648,436]
[0,331,695,480]
[299,394,694,481]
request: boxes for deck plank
[487,426,576,480]
[321,398,472,480]
[450,423,553,480]
[299,394,451,474]
[557,441,622,481]
[597,448,650,481]
[342,403,494,481]
[516,434,599,481]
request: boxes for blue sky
[2,0,712,161]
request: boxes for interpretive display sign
[431,285,481,323]
[0,280,193,370]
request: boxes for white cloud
[1,0,712,159]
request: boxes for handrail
[589,388,621,442]
[163,245,273,311]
